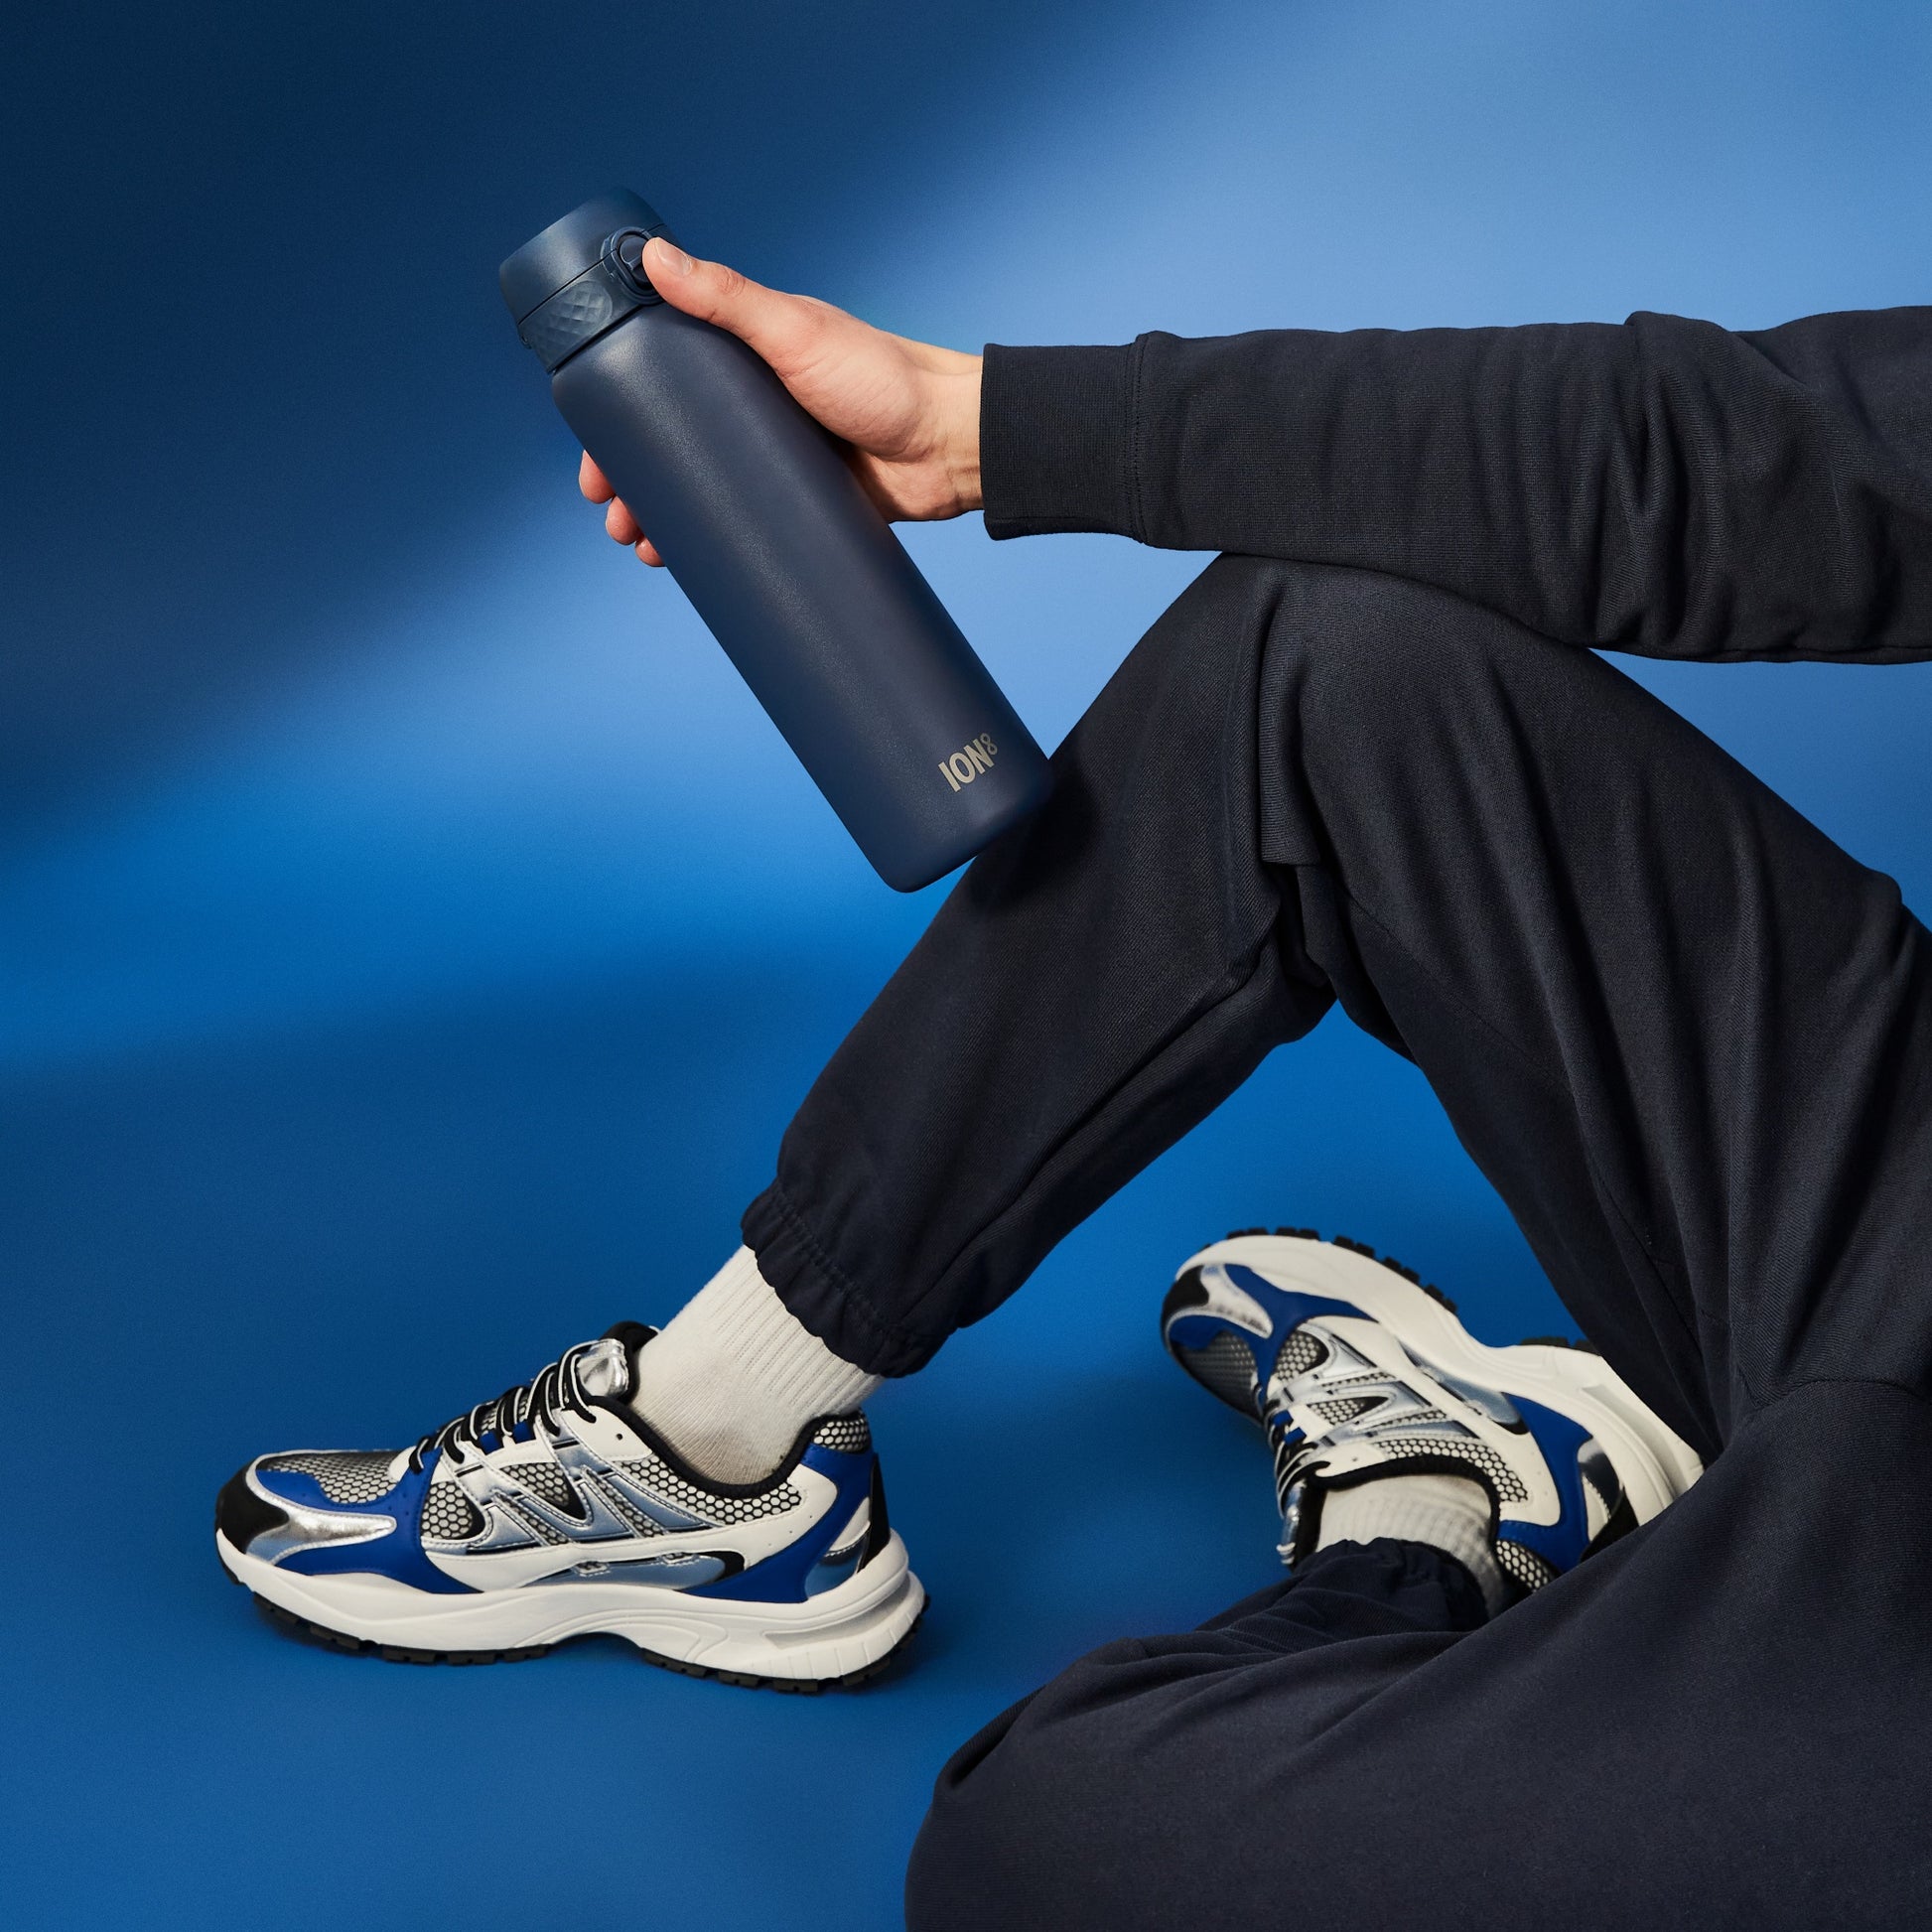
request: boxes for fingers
[603,493,639,544]
[641,236,840,375]
[580,452,663,565]
[606,496,663,567]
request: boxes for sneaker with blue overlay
[215,1321,922,1687]
[1162,1229,1703,1592]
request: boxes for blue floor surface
[0,949,1564,1931]
[10,4,1931,1923]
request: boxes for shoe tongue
[582,1320,657,1403]
[574,1335,632,1402]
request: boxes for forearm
[981,309,1932,662]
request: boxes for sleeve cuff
[979,342,1139,541]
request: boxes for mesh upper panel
[1177,1331,1260,1410]
[1273,1330,1326,1383]
[1311,1395,1381,1426]
[810,1415,873,1453]
[419,1481,483,1542]
[1495,1539,1557,1592]
[617,1452,801,1525]
[1377,1434,1530,1504]
[263,1450,400,1505]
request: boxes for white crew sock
[1315,1472,1510,1615]
[627,1246,882,1484]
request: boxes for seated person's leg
[898,554,1932,1931]
[638,551,1343,1482]
[212,549,1329,1679]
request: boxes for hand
[578,236,983,567]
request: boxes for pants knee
[1244,560,1598,871]
[1050,554,1490,813]
[1261,561,1522,743]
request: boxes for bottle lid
[499,189,677,370]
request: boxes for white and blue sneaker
[215,1321,923,1688]
[1162,1229,1703,1592]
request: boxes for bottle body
[507,195,1051,893]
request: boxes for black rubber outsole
[245,1587,926,1693]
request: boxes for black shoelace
[408,1339,604,1474]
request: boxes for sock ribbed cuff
[1314,1472,1510,1615]
[628,1246,882,1484]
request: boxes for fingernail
[648,238,695,276]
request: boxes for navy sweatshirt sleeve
[979,310,1932,662]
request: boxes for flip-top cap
[499,190,669,319]
[499,189,678,371]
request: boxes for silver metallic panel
[244,1469,396,1567]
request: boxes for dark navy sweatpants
[747,556,1932,1929]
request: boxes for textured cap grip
[516,256,656,371]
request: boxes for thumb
[640,235,827,373]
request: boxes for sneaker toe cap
[216,1455,408,1563]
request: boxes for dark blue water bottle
[499,190,1052,892]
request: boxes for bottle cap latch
[603,228,657,300]
[499,191,675,370]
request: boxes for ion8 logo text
[939,735,999,791]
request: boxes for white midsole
[218,1529,924,1681]
[1183,1236,1706,1521]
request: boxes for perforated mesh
[1273,1330,1326,1383]
[1312,1396,1380,1426]
[1496,1539,1557,1592]
[617,1453,802,1525]
[1377,1434,1530,1504]
[810,1415,872,1453]
[1177,1332,1259,1410]
[419,1481,483,1542]
[263,1450,400,1504]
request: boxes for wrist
[937,352,983,515]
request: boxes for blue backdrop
[3,2,1929,1926]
